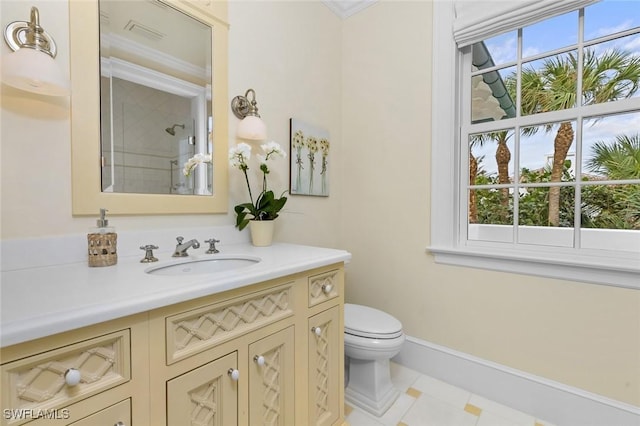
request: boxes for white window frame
[428,1,640,289]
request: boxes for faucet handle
[205,238,220,254]
[140,245,159,263]
[175,236,184,245]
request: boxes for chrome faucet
[172,236,200,257]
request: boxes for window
[430,0,639,288]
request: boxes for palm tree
[584,134,640,229]
[469,131,512,223]
[519,48,640,226]
[586,134,640,179]
[469,149,479,223]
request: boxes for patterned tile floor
[345,362,556,426]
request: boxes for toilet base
[345,357,400,417]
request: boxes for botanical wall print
[290,118,330,196]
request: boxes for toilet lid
[344,304,403,339]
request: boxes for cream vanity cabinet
[0,315,150,426]
[1,264,346,425]
[149,264,345,425]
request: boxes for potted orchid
[229,142,288,233]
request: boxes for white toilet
[344,303,405,417]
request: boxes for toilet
[344,303,405,417]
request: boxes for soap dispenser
[88,208,117,267]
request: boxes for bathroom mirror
[70,0,229,214]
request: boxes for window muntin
[463,3,640,254]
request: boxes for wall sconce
[2,6,69,96]
[231,88,267,140]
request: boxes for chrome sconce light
[2,6,70,96]
[231,88,267,140]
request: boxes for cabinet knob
[321,283,333,294]
[64,368,81,386]
[311,326,322,336]
[114,422,126,426]
[228,368,240,381]
[253,355,265,366]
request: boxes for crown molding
[322,0,378,19]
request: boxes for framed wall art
[289,118,330,196]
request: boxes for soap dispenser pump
[88,208,117,267]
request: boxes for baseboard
[393,336,640,426]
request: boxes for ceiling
[321,0,378,18]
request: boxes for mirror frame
[70,0,228,215]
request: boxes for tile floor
[345,362,556,426]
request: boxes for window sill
[427,246,640,290]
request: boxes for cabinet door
[248,326,295,426]
[167,352,238,426]
[69,398,130,425]
[308,306,340,426]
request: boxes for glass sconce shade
[2,6,69,96]
[237,115,267,140]
[2,47,70,96]
[231,88,267,140]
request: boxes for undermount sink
[145,255,260,276]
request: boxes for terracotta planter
[249,220,275,246]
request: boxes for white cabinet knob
[228,368,240,381]
[321,284,333,294]
[253,355,265,366]
[311,326,322,336]
[114,422,126,426]
[64,368,81,386]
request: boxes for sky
[472,0,640,178]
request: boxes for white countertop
[0,242,351,348]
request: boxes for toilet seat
[344,304,403,339]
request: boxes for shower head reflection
[165,123,185,135]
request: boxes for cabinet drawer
[166,283,294,364]
[1,330,130,425]
[308,270,340,308]
[69,398,130,426]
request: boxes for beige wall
[227,0,343,248]
[1,0,638,408]
[341,1,640,407]
[0,0,343,248]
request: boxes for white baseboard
[393,336,640,426]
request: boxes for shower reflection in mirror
[98,0,213,196]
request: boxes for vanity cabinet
[167,352,238,425]
[308,306,341,426]
[248,327,295,425]
[68,399,131,426]
[0,264,345,426]
[0,315,149,426]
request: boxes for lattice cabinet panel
[1,330,130,425]
[167,352,238,426]
[248,326,295,426]
[308,269,340,308]
[308,306,340,426]
[166,283,294,363]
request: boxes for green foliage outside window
[473,134,640,229]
